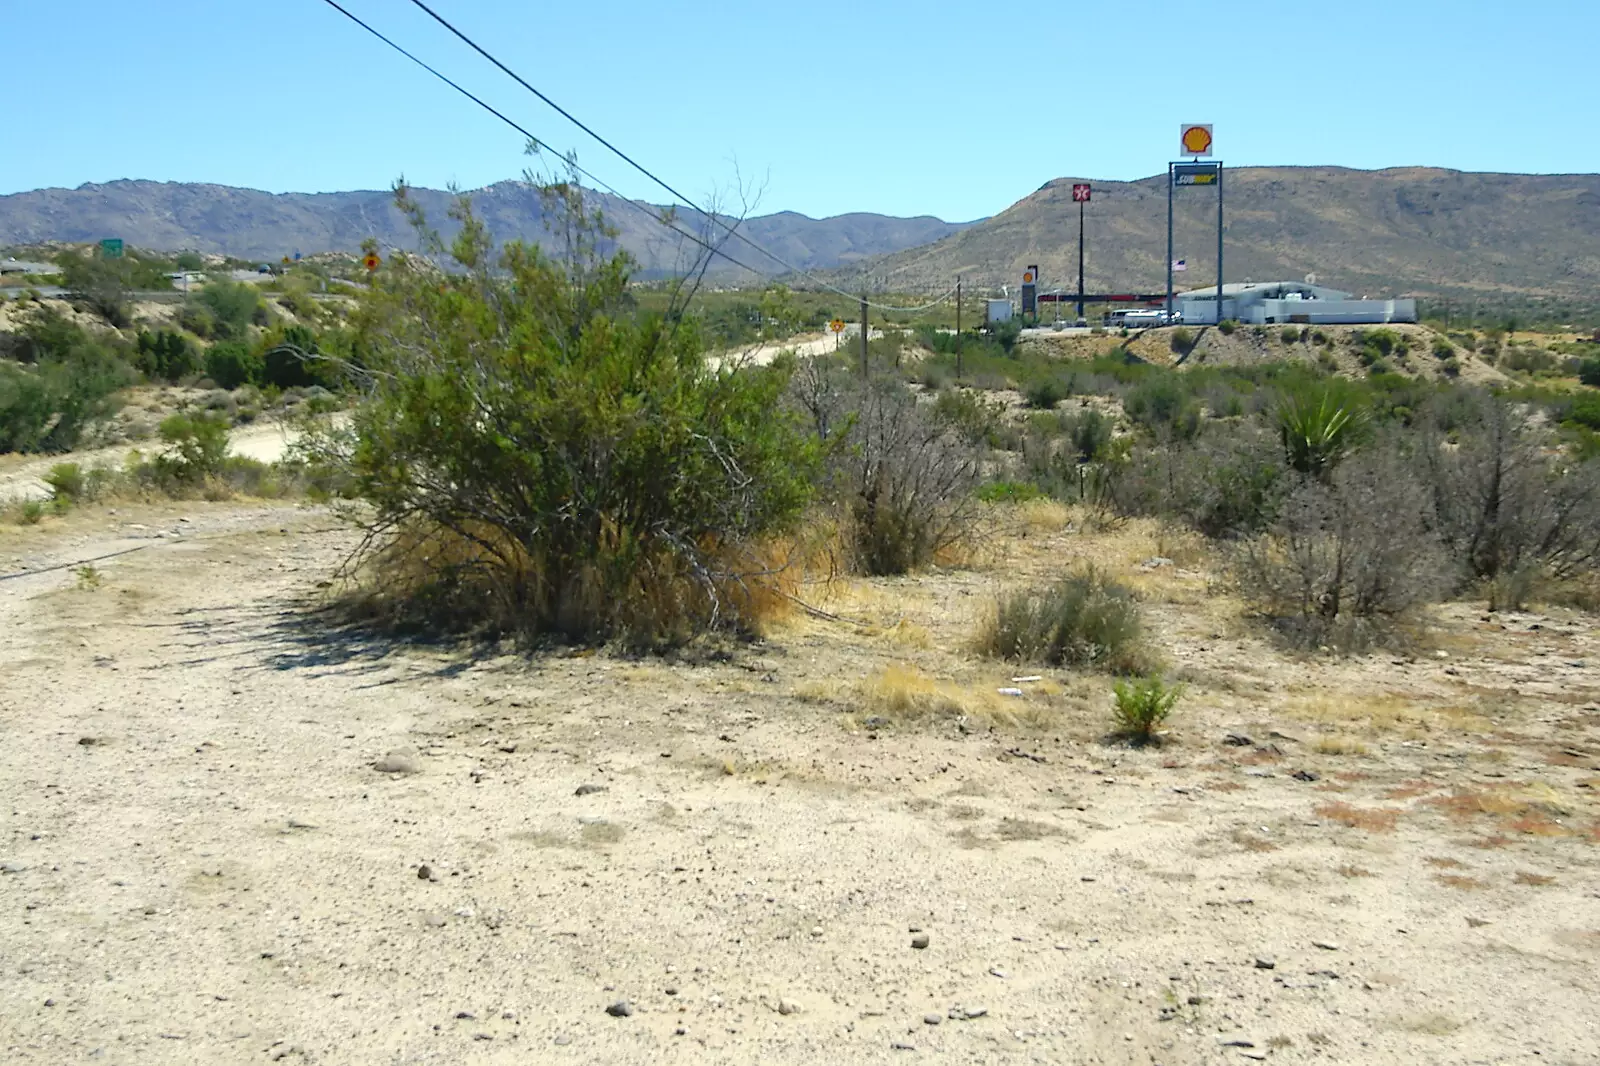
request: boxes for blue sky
[4,0,1595,221]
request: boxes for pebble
[923,1013,942,1026]
[910,933,930,950]
[455,1011,476,1020]
[989,967,1009,979]
[554,1034,572,1045]
[373,752,420,775]
[674,1027,687,1036]
[664,986,678,996]
[422,913,447,928]
[0,862,27,875]
[78,736,100,747]
[44,998,55,1007]
[575,783,608,796]
[1254,956,1276,970]
[810,926,824,937]
[777,999,802,1016]
[1312,940,1340,951]
[891,1042,916,1051]
[1187,995,1204,1006]
[605,1001,633,1018]
[417,864,435,881]
[863,716,891,731]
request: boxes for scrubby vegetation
[977,568,1148,674]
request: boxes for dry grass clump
[1288,693,1489,738]
[336,520,803,648]
[1315,801,1403,832]
[1312,734,1372,756]
[975,566,1151,674]
[1435,873,1489,891]
[855,664,1056,730]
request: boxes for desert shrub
[1432,336,1456,360]
[977,567,1147,673]
[307,180,817,646]
[178,302,217,339]
[976,480,1043,503]
[261,324,345,390]
[1502,346,1557,374]
[154,412,230,484]
[1217,319,1237,335]
[836,377,983,575]
[193,280,263,341]
[1111,677,1182,742]
[1310,328,1330,346]
[1281,326,1304,344]
[1578,358,1600,388]
[1441,356,1462,377]
[1423,393,1600,588]
[204,341,263,389]
[989,317,1023,354]
[135,329,201,382]
[1169,327,1197,355]
[43,462,115,504]
[0,344,131,453]
[1063,407,1114,464]
[1024,375,1069,410]
[60,251,134,327]
[1109,425,1286,539]
[1124,376,1200,440]
[1236,446,1452,651]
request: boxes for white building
[1176,281,1416,326]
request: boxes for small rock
[989,967,1009,979]
[1312,939,1340,951]
[863,716,891,731]
[553,1034,572,1046]
[455,1011,476,1020]
[664,986,678,996]
[910,933,930,950]
[1223,733,1253,747]
[44,998,55,1007]
[78,736,100,747]
[1254,956,1276,970]
[1291,769,1319,782]
[574,783,608,796]
[777,999,802,1016]
[497,744,517,754]
[422,912,447,928]
[810,926,823,937]
[373,752,420,775]
[923,1013,942,1026]
[963,1006,988,1019]
[1465,917,1491,928]
[1219,1038,1256,1047]
[891,1042,916,1051]
[605,1001,633,1018]
[674,1027,686,1036]
[0,862,27,875]
[417,864,435,881]
[1187,995,1203,1006]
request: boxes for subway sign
[1173,163,1220,187]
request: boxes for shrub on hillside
[977,567,1148,673]
[306,180,817,646]
[1024,376,1069,410]
[1580,358,1600,388]
[136,329,201,382]
[1111,677,1182,743]
[1217,319,1237,336]
[204,341,263,389]
[1169,327,1197,355]
[0,338,131,453]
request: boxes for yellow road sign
[363,253,381,271]
[829,318,847,333]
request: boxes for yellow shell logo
[1022,271,1035,283]
[1182,126,1213,154]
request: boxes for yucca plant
[1276,389,1365,478]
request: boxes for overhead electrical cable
[399,0,954,313]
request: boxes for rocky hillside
[0,179,973,281]
[848,167,1600,306]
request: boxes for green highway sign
[100,238,124,258]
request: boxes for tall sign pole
[1072,183,1091,321]
[1217,161,1225,325]
[1165,164,1175,322]
[1175,123,1216,323]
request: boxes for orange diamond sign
[1180,124,1214,157]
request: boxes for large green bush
[310,181,817,645]
[204,341,263,389]
[0,317,131,453]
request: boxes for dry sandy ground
[1,500,1598,1065]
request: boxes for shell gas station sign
[1180,124,1214,158]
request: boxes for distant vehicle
[256,264,273,274]
[1074,317,1088,328]
[1119,309,1182,328]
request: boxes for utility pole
[956,275,962,335]
[859,295,869,377]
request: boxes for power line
[315,0,773,278]
[401,0,953,314]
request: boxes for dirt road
[1,500,1596,1064]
